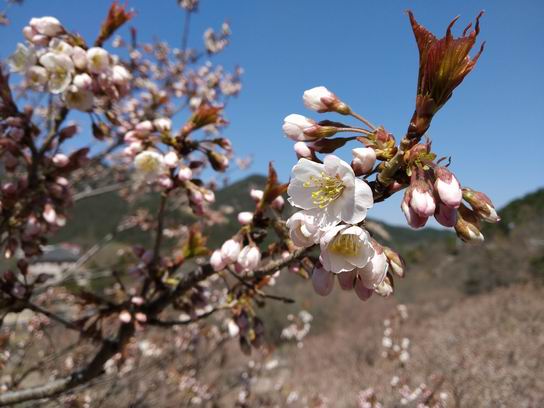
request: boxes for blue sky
[2,0,543,225]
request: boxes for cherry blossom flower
[39,52,74,93]
[86,47,110,73]
[286,209,334,248]
[25,66,48,90]
[320,224,374,273]
[134,151,165,175]
[288,155,373,225]
[8,43,36,73]
[355,241,388,289]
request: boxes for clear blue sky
[2,0,543,225]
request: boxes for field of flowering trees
[1,1,543,407]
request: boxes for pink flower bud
[210,249,227,271]
[158,174,173,189]
[52,154,69,167]
[237,244,261,272]
[303,86,350,115]
[22,26,36,42]
[237,211,253,225]
[119,310,132,323]
[123,130,139,143]
[153,117,172,132]
[271,195,285,211]
[131,296,144,306]
[409,180,436,217]
[354,279,373,301]
[73,73,92,90]
[71,46,88,70]
[250,189,264,202]
[282,114,336,141]
[43,203,57,224]
[177,166,193,181]
[312,266,334,296]
[203,190,215,203]
[293,141,312,158]
[401,199,428,229]
[357,241,388,289]
[112,65,131,86]
[135,312,147,323]
[135,120,153,132]
[29,16,63,36]
[163,151,179,168]
[31,34,49,46]
[351,147,376,175]
[434,167,462,208]
[434,202,457,227]
[337,270,356,290]
[221,239,241,263]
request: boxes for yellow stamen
[330,234,360,257]
[303,172,345,208]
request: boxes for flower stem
[350,111,376,131]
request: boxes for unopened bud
[302,86,351,115]
[271,195,285,211]
[435,167,462,208]
[312,267,334,296]
[250,189,264,202]
[237,211,253,225]
[383,247,405,278]
[207,150,229,172]
[351,147,376,175]
[455,204,484,242]
[52,154,69,167]
[293,141,313,158]
[337,270,356,290]
[210,249,227,271]
[282,114,337,141]
[462,188,500,223]
[434,202,457,227]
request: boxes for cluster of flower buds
[400,141,499,241]
[204,22,231,55]
[8,16,132,111]
[0,115,87,257]
[210,239,261,274]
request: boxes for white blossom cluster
[8,16,131,111]
[280,310,313,347]
[284,87,390,300]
